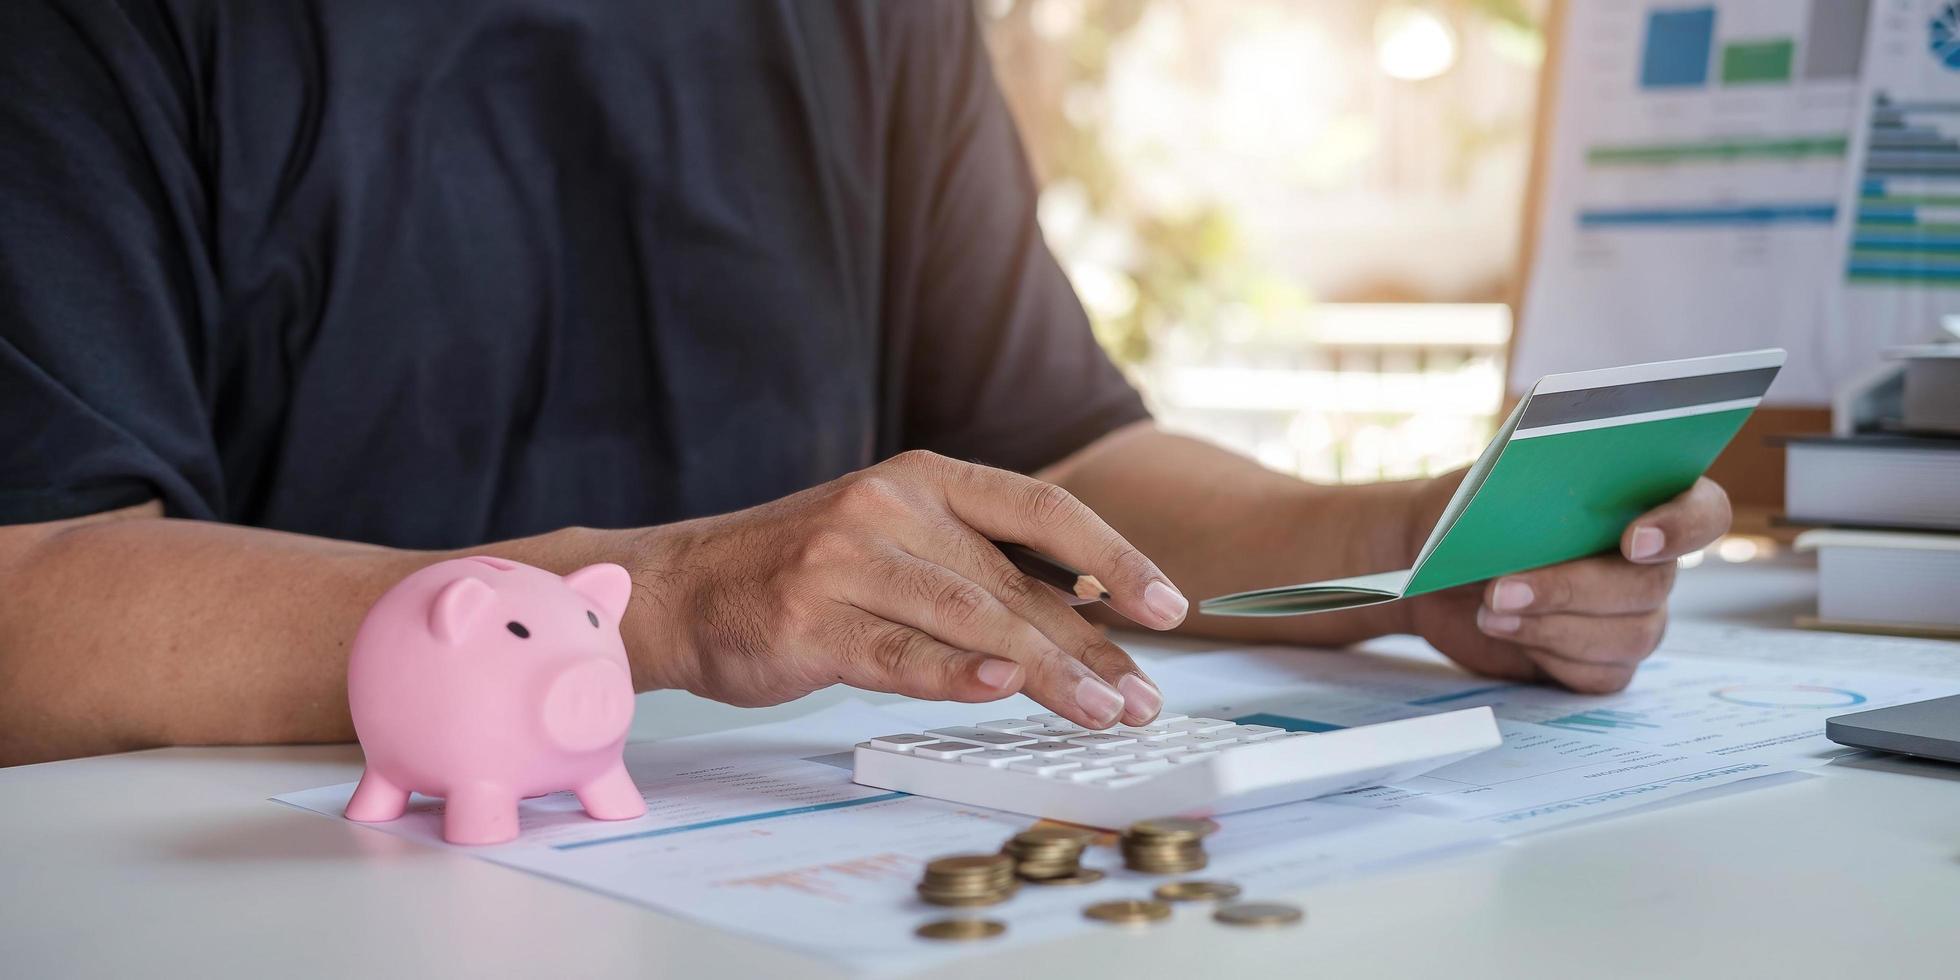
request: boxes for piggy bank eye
[506,621,530,639]
[586,611,600,628]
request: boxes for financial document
[1516,0,1870,403]
[1829,0,1960,341]
[1136,636,1960,832]
[275,628,1960,970]
[275,702,1485,974]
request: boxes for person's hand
[1401,475,1731,693]
[627,451,1187,728]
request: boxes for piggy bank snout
[540,658,635,752]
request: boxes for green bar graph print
[1720,39,1795,84]
[1587,136,1846,166]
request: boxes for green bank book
[1200,349,1785,617]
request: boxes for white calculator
[852,708,1501,828]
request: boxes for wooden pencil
[993,541,1110,603]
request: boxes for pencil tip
[1098,591,1111,601]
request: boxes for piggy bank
[343,556,646,844]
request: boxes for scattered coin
[1023,867,1105,886]
[1083,899,1173,925]
[1213,902,1305,927]
[1154,880,1242,903]
[915,918,1008,941]
[918,853,1018,907]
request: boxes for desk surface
[6,557,1959,978]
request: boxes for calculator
[852,708,1501,828]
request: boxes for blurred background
[982,0,1547,484]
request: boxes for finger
[909,453,1187,630]
[848,550,1095,703]
[1522,651,1639,694]
[822,606,1025,703]
[1475,607,1667,670]
[1482,556,1675,617]
[1622,477,1731,564]
[1413,589,1545,683]
[898,519,1160,728]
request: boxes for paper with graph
[1827,0,1960,339]
[1135,641,1960,831]
[271,632,1960,970]
[1514,0,1878,404]
[272,701,1486,974]
[1201,349,1783,617]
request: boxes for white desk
[6,558,1959,978]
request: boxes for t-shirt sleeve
[0,2,223,524]
[882,3,1150,474]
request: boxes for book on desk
[1781,402,1960,638]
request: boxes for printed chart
[1519,0,1874,403]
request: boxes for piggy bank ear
[429,576,496,645]
[564,563,632,621]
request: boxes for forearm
[1041,423,1425,646]
[0,504,672,765]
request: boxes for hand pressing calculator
[852,708,1500,829]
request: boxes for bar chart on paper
[1824,0,1960,360]
[1518,0,1873,403]
[1843,3,1960,287]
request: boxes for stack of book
[1785,348,1960,637]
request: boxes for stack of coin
[1120,817,1214,873]
[1001,827,1098,883]
[917,854,1017,906]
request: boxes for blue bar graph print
[1542,708,1662,735]
[1847,92,1960,286]
[1579,203,1837,227]
[1640,7,1716,89]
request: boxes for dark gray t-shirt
[0,0,1147,548]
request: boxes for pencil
[993,541,1110,603]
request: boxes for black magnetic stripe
[1519,367,1779,430]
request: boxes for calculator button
[1115,724,1178,740]
[926,726,1039,746]
[1167,751,1214,765]
[911,741,986,760]
[867,734,937,751]
[1008,759,1083,777]
[976,719,1045,733]
[1019,741,1087,756]
[1025,713,1072,726]
[1061,767,1120,783]
[1163,733,1237,751]
[1068,748,1136,767]
[1215,725,1284,742]
[1149,713,1188,724]
[1164,718,1233,734]
[1025,726,1087,738]
[1101,775,1154,789]
[1067,733,1137,748]
[1129,744,1184,759]
[960,748,1035,767]
[1115,759,1175,775]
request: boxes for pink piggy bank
[343,556,646,844]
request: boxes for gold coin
[915,918,1007,941]
[1082,899,1173,924]
[1024,867,1105,886]
[1015,826,1096,846]
[917,886,1012,907]
[1155,880,1242,903]
[1213,902,1304,927]
[926,854,1014,876]
[1128,817,1216,840]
